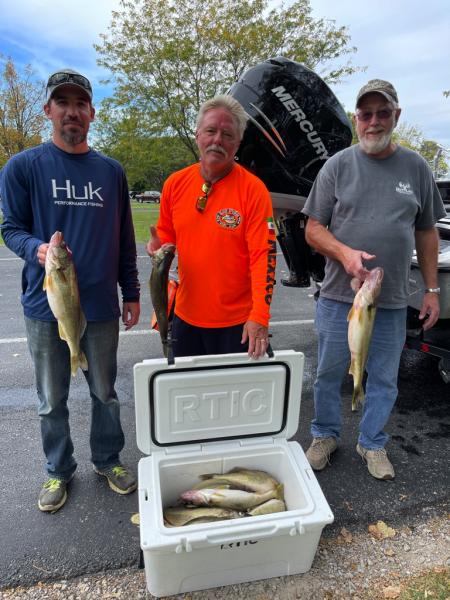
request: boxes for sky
[0,0,449,160]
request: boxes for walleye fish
[195,468,279,494]
[149,243,176,357]
[163,506,244,527]
[43,231,88,376]
[180,484,284,511]
[347,267,384,410]
[247,498,286,516]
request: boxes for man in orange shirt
[147,95,276,359]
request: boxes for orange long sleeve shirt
[156,163,276,328]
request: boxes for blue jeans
[25,317,125,481]
[311,297,406,449]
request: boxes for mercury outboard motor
[228,56,352,286]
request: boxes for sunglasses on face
[47,72,92,93]
[196,182,212,212]
[355,108,394,122]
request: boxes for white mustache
[206,144,227,156]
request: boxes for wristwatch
[425,287,440,294]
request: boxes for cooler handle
[206,521,285,544]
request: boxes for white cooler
[134,350,333,598]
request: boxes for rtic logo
[396,181,413,195]
[51,179,105,202]
[220,540,258,550]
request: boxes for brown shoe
[356,444,395,480]
[306,437,337,470]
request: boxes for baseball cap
[356,79,398,107]
[46,69,93,102]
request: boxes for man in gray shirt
[302,79,445,480]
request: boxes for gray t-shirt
[302,144,446,308]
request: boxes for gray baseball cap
[356,79,398,107]
[46,69,93,102]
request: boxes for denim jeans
[311,297,407,449]
[25,317,125,480]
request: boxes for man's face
[195,107,241,173]
[44,85,95,147]
[354,93,401,157]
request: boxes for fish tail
[351,386,365,411]
[79,351,88,372]
[70,354,79,377]
[70,351,88,376]
[275,483,284,500]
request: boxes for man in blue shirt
[1,69,140,512]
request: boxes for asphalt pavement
[0,244,448,590]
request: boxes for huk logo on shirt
[216,208,241,229]
[395,181,413,195]
[51,179,105,207]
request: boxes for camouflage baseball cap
[356,79,398,107]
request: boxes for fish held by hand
[347,267,384,410]
[149,243,176,357]
[43,231,88,376]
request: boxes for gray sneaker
[94,463,137,495]
[38,478,69,513]
[306,437,338,470]
[356,444,395,480]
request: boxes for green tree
[94,101,192,190]
[95,0,359,160]
[0,57,46,166]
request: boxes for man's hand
[342,248,376,280]
[242,320,269,359]
[146,225,162,257]
[37,243,49,266]
[305,218,375,280]
[122,301,140,330]
[419,293,440,331]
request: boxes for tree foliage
[0,57,46,167]
[94,101,192,190]
[95,0,359,160]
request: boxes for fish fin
[43,274,53,292]
[347,306,355,322]
[79,351,88,372]
[351,386,365,411]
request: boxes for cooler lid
[134,350,304,455]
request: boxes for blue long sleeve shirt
[0,142,140,321]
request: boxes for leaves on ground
[130,512,140,526]
[382,585,401,598]
[368,520,396,540]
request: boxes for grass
[0,202,159,247]
[398,569,449,599]
[131,201,160,244]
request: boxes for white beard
[358,131,393,154]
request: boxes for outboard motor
[228,56,352,286]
